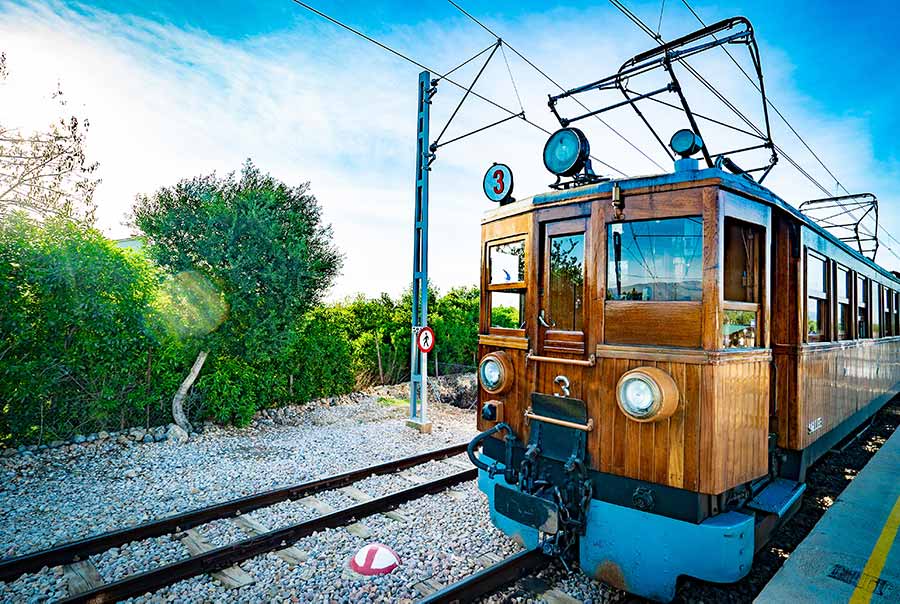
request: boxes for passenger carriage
[469,152,900,601]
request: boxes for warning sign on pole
[416,326,435,354]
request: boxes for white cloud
[1,0,896,301]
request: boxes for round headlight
[616,367,679,422]
[543,127,590,177]
[669,128,704,158]
[479,351,513,395]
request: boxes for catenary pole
[408,71,434,433]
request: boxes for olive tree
[132,161,342,427]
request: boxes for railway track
[419,548,553,604]
[0,442,473,602]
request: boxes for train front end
[469,164,787,602]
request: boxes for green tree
[132,161,342,426]
[0,213,164,444]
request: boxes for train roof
[486,165,899,286]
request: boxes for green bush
[0,181,484,445]
[0,213,174,444]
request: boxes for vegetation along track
[0,443,472,601]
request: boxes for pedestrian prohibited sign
[416,326,435,353]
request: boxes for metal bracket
[799,193,879,260]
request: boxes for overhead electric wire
[679,0,848,195]
[499,43,525,114]
[288,1,625,176]
[608,0,900,262]
[447,0,667,173]
[678,0,900,259]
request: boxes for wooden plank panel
[667,362,686,488]
[699,364,718,493]
[181,529,254,588]
[605,302,702,348]
[64,561,104,597]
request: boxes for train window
[548,233,585,331]
[489,240,525,286]
[873,283,882,338]
[724,309,757,348]
[606,217,702,301]
[723,218,763,303]
[858,276,869,338]
[490,291,525,328]
[722,218,764,348]
[806,251,829,341]
[836,266,851,340]
[486,237,526,334]
[894,291,899,335]
[884,288,894,337]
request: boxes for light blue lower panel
[579,499,755,602]
[477,462,540,550]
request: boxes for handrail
[524,407,594,432]
[526,350,596,367]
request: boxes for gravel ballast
[4,379,896,603]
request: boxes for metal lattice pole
[409,71,434,432]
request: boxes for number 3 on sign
[492,169,505,195]
[483,163,513,203]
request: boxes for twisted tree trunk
[172,350,208,432]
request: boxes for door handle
[539,309,556,328]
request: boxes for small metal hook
[554,375,570,398]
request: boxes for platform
[756,428,900,603]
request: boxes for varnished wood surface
[789,337,900,449]
[478,177,900,500]
[478,334,529,350]
[605,302,702,348]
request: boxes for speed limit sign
[483,163,513,203]
[416,326,435,354]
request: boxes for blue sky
[2,1,898,296]
[71,0,900,156]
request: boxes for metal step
[746,478,806,517]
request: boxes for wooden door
[539,218,589,357]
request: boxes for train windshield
[607,217,703,301]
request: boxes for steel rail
[418,547,552,603]
[58,468,477,604]
[0,442,469,582]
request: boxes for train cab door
[537,218,590,402]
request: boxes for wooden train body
[470,163,900,600]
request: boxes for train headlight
[479,352,513,395]
[543,127,591,177]
[616,367,679,422]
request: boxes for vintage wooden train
[466,140,900,600]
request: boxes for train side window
[894,291,899,335]
[487,239,526,331]
[857,276,869,338]
[873,283,882,338]
[722,218,764,348]
[884,288,894,337]
[806,250,829,342]
[836,266,851,340]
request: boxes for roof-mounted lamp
[670,129,704,172]
[543,127,591,177]
[670,129,704,158]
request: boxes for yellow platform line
[849,494,900,603]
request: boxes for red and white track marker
[349,543,401,576]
